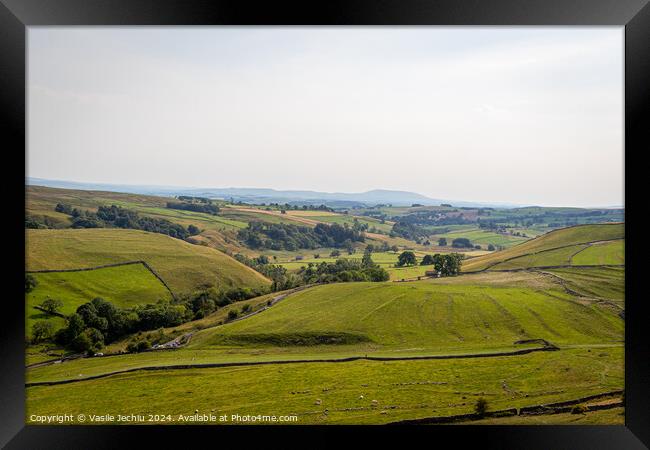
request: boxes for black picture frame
[1,0,648,448]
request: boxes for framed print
[1,0,648,448]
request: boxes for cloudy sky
[28,27,623,207]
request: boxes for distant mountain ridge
[26,177,523,208]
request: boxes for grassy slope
[571,240,625,265]
[26,347,623,424]
[26,264,173,339]
[462,224,624,272]
[26,229,271,295]
[545,267,624,305]
[190,276,623,352]
[489,244,589,270]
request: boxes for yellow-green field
[26,264,173,341]
[463,224,624,272]
[24,186,626,425]
[26,347,623,425]
[26,229,271,295]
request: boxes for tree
[475,397,488,417]
[188,224,200,235]
[25,274,38,293]
[40,297,64,315]
[227,310,239,321]
[420,255,435,266]
[452,237,472,248]
[487,244,495,251]
[31,321,54,343]
[61,313,85,344]
[361,247,375,268]
[396,251,417,267]
[437,238,447,247]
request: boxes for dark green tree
[40,297,64,314]
[31,321,54,343]
[25,274,38,293]
[396,251,417,267]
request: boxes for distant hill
[26,177,521,208]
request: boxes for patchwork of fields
[24,186,626,425]
[26,229,271,295]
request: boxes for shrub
[31,321,54,343]
[227,310,239,321]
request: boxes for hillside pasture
[544,267,624,305]
[189,277,623,354]
[26,347,623,424]
[26,229,271,296]
[571,240,624,266]
[462,224,624,272]
[26,263,173,339]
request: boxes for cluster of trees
[364,242,399,253]
[451,237,473,248]
[390,221,430,243]
[392,210,473,228]
[261,203,334,213]
[233,253,302,292]
[37,284,268,353]
[166,201,219,215]
[420,253,464,276]
[394,251,463,276]
[297,256,389,284]
[177,196,212,203]
[54,203,199,240]
[25,215,60,229]
[235,247,390,290]
[237,222,365,251]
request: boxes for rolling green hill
[26,263,173,340]
[189,275,623,353]
[462,224,624,272]
[26,229,271,295]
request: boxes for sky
[28,27,624,207]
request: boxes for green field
[26,264,173,340]
[190,277,623,354]
[26,229,271,295]
[490,244,589,270]
[24,186,626,425]
[428,228,529,249]
[571,240,625,265]
[463,224,624,272]
[26,347,623,425]
[545,267,624,305]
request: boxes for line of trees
[54,203,200,240]
[237,221,365,251]
[166,201,220,215]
